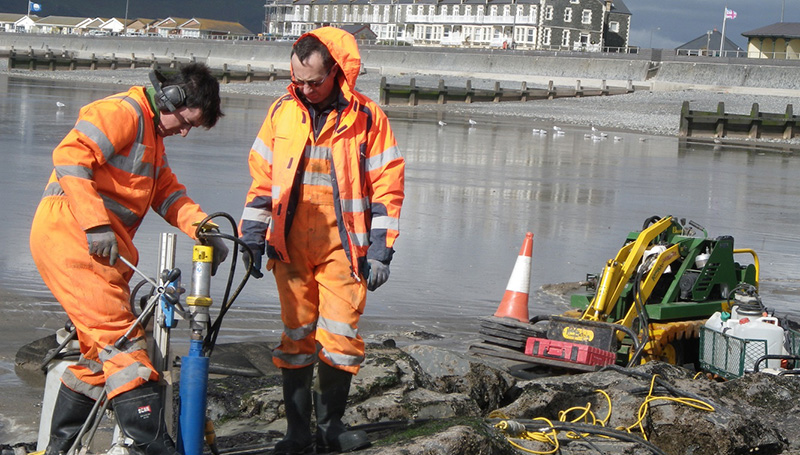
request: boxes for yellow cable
[490,374,715,452]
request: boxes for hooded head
[292,27,361,98]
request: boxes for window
[564,7,572,22]
[503,5,511,17]
[581,9,591,24]
[490,5,498,16]
[453,5,460,15]
[416,5,424,15]
[570,0,579,3]
[542,27,551,45]
[544,5,553,20]
[561,30,570,46]
[427,5,435,16]
[465,5,472,16]
[530,5,537,22]
[609,21,619,33]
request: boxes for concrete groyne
[2,33,800,95]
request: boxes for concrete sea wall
[2,33,800,94]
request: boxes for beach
[4,60,800,145]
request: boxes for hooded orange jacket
[240,27,405,279]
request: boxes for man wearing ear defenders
[30,63,226,455]
[239,28,405,454]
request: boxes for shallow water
[2,74,800,444]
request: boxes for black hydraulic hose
[628,261,653,367]
[539,422,668,455]
[599,364,716,406]
[194,212,255,358]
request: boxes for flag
[725,8,737,19]
[29,2,41,12]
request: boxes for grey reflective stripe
[272,185,281,198]
[320,348,364,367]
[272,348,317,367]
[302,171,332,187]
[74,119,115,161]
[98,336,148,363]
[242,206,271,224]
[366,145,403,172]
[253,137,273,164]
[284,321,316,341]
[349,231,369,248]
[106,97,152,177]
[42,181,66,197]
[61,367,104,401]
[305,145,331,161]
[341,197,368,213]
[105,362,154,393]
[317,316,358,338]
[156,189,187,218]
[100,194,140,227]
[371,215,400,231]
[56,164,93,180]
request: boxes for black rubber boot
[313,363,370,453]
[44,383,96,455]
[274,365,315,455]
[110,381,179,455]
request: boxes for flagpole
[26,0,30,16]
[719,6,728,56]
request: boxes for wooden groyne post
[680,101,798,140]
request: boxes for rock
[205,344,800,455]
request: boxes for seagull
[468,119,478,126]
[554,130,565,136]
[591,134,604,141]
[438,120,447,127]
[639,138,647,142]
[553,125,562,132]
[599,132,608,138]
[584,133,593,139]
[713,138,722,144]
[591,126,599,132]
[532,128,541,134]
[56,101,65,108]
[613,136,623,142]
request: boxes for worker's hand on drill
[241,243,264,279]
[86,225,119,266]
[206,235,229,276]
[367,259,390,291]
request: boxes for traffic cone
[494,232,533,322]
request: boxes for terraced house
[264,0,630,51]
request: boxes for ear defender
[149,70,186,112]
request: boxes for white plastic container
[37,328,80,452]
[730,317,786,370]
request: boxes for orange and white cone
[493,232,534,322]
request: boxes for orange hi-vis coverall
[30,87,210,400]
[240,28,405,374]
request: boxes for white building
[263,0,631,51]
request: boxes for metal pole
[782,0,786,22]
[123,0,129,35]
[719,8,727,56]
[155,233,177,436]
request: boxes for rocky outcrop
[204,342,800,455]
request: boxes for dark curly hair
[163,63,224,128]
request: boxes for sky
[627,0,800,50]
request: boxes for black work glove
[367,259,390,291]
[204,235,229,276]
[241,243,264,279]
[86,225,119,266]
